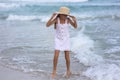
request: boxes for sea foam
[70,26,103,66]
[70,26,120,80]
[0,3,21,9]
[61,0,88,2]
[6,14,49,22]
[84,63,120,80]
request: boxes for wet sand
[0,65,41,80]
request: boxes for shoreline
[0,59,91,80]
[0,64,42,80]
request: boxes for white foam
[106,39,118,44]
[6,14,120,22]
[61,0,88,2]
[70,26,103,66]
[71,26,120,80]
[77,14,120,21]
[109,54,120,59]
[105,59,120,63]
[12,56,36,63]
[84,64,120,80]
[105,46,120,53]
[0,3,20,9]
[6,14,49,22]
[9,0,88,2]
[23,68,45,73]
[7,15,39,21]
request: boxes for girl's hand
[50,13,58,21]
[51,13,58,18]
[68,15,77,28]
[46,13,57,27]
[69,15,76,21]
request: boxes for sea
[0,0,120,80]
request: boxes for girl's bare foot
[63,71,72,78]
[66,71,72,78]
[51,71,56,80]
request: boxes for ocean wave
[1,2,120,9]
[77,14,120,21]
[60,0,88,2]
[24,3,120,6]
[3,0,88,2]
[70,26,120,80]
[0,3,22,9]
[79,3,120,6]
[84,63,120,80]
[3,14,120,22]
[104,46,120,53]
[12,56,36,64]
[6,14,49,22]
[0,15,8,20]
[70,26,103,66]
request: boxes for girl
[46,7,77,79]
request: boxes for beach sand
[0,62,91,80]
[0,65,41,80]
[0,51,91,80]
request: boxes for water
[0,0,120,80]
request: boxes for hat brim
[56,12,71,16]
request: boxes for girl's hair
[54,14,60,29]
[54,23,56,29]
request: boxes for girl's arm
[46,13,57,27]
[68,15,77,29]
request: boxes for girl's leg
[51,50,60,79]
[64,51,71,78]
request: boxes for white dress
[55,18,70,51]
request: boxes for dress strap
[65,18,68,24]
[57,18,60,24]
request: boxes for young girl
[46,7,77,79]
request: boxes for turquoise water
[1,1,120,21]
[0,0,120,80]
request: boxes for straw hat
[57,7,70,15]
